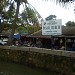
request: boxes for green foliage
[45,0,74,3]
[27,25,33,34]
[21,7,39,25]
[66,21,75,27]
[17,26,28,34]
[45,15,56,20]
[59,0,74,3]
[0,0,6,13]
[1,1,15,25]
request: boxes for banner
[42,19,62,35]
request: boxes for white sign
[42,19,62,35]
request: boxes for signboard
[42,19,62,35]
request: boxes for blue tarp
[14,34,20,39]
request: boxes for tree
[58,0,74,3]
[20,4,41,34]
[17,26,28,34]
[0,0,28,44]
[45,15,56,20]
[66,21,75,27]
[7,0,28,44]
[46,0,74,3]
[0,0,74,45]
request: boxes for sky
[25,0,75,25]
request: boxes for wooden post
[65,37,66,50]
[51,35,54,50]
[0,20,1,32]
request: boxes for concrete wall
[0,46,75,75]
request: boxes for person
[60,46,65,50]
[15,40,19,46]
[0,39,2,45]
[36,39,42,48]
[72,43,75,51]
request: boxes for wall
[0,46,75,75]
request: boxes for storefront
[26,26,75,50]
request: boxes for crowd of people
[12,38,43,48]
[12,37,65,50]
[0,36,75,51]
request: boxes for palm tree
[9,0,28,44]
[1,0,74,45]
[59,0,74,3]
[49,0,74,3]
[0,0,28,44]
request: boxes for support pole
[65,37,66,50]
